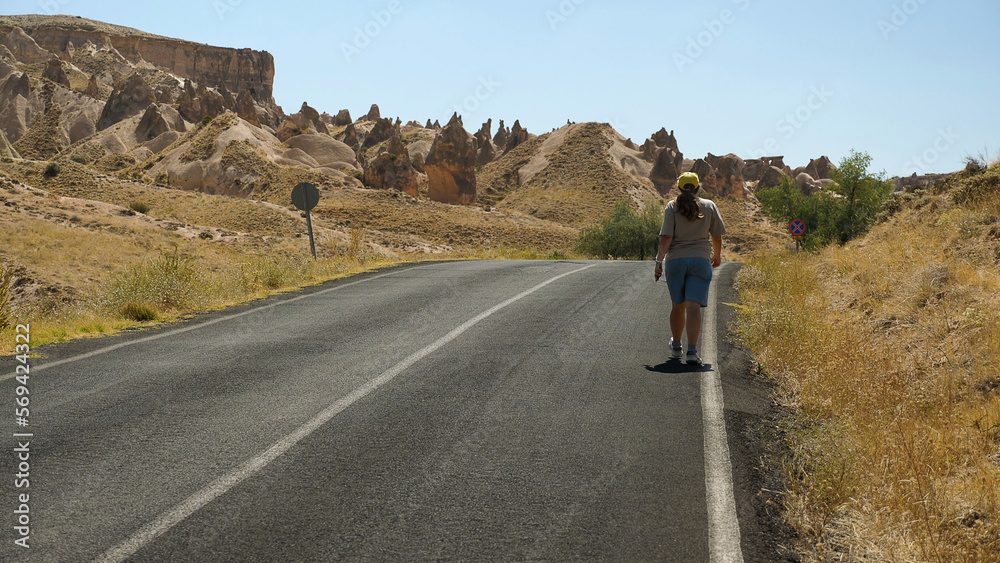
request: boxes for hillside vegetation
[737,160,1000,561]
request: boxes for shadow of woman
[644,360,713,374]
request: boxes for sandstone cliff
[0,15,275,105]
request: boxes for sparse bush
[951,169,1000,207]
[99,247,204,319]
[575,200,661,260]
[43,162,61,178]
[120,302,158,322]
[348,227,367,260]
[239,259,289,291]
[964,155,987,175]
[201,115,214,126]
[129,201,150,214]
[0,264,14,330]
[70,154,88,165]
[547,250,568,260]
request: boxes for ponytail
[675,189,704,221]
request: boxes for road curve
[1,260,763,562]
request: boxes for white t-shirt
[658,198,727,261]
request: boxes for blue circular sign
[789,219,807,237]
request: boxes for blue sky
[7,0,999,176]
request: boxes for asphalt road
[1,260,775,562]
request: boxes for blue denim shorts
[665,257,713,307]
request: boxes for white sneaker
[686,350,702,365]
[670,339,683,359]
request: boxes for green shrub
[43,162,60,178]
[129,201,151,214]
[757,150,893,248]
[576,200,662,260]
[70,154,88,165]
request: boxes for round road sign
[291,182,320,212]
[789,219,807,237]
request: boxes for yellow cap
[678,172,700,191]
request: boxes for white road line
[93,263,596,563]
[0,264,442,383]
[702,262,744,562]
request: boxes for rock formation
[42,58,70,87]
[333,109,352,126]
[757,166,786,191]
[196,84,226,120]
[83,74,101,99]
[475,119,498,166]
[0,127,20,159]
[284,133,358,170]
[364,103,380,122]
[0,54,15,79]
[649,147,684,194]
[276,102,328,142]
[424,113,478,205]
[406,139,432,173]
[743,156,786,183]
[493,119,508,148]
[342,123,359,148]
[504,119,529,153]
[651,127,679,152]
[363,133,418,196]
[805,155,836,180]
[297,102,328,134]
[700,153,746,199]
[640,139,659,162]
[0,26,51,64]
[236,89,259,126]
[0,16,276,105]
[135,103,185,141]
[690,158,712,182]
[176,79,202,122]
[96,73,155,130]
[362,117,397,149]
[795,172,820,194]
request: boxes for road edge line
[702,262,745,563]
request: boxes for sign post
[789,219,807,252]
[291,182,320,260]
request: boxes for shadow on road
[644,361,713,374]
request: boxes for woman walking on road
[653,172,727,365]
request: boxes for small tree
[829,150,894,243]
[757,150,893,248]
[576,200,663,260]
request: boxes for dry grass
[314,185,579,254]
[180,113,238,162]
[736,166,1000,561]
[0,262,13,330]
[489,123,649,228]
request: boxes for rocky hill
[0,15,849,216]
[0,14,814,348]
[1,14,850,271]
